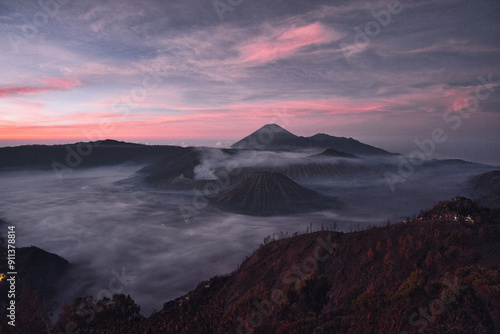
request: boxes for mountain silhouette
[231,123,309,149]
[231,124,394,155]
[214,171,337,216]
[0,244,70,302]
[0,140,187,170]
[308,133,392,155]
[139,147,200,184]
[467,170,500,208]
[313,148,359,159]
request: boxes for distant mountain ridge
[231,124,394,156]
[0,140,185,170]
[467,170,500,208]
[139,147,200,183]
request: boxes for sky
[0,0,499,164]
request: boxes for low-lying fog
[0,154,494,315]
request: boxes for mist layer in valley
[0,166,344,315]
[0,143,496,315]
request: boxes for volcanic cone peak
[231,124,394,155]
[214,172,336,216]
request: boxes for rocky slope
[214,172,338,215]
[130,197,499,333]
[8,198,500,333]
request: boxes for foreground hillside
[44,197,500,334]
[0,244,70,334]
[126,198,499,334]
[2,198,499,333]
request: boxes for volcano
[231,124,394,156]
[230,123,311,150]
[214,172,337,216]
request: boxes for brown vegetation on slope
[5,197,500,333]
[129,197,500,333]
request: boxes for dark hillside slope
[139,148,380,189]
[126,197,500,333]
[313,148,359,159]
[0,140,185,170]
[0,245,70,300]
[214,172,338,215]
[467,170,500,208]
[138,147,200,183]
[46,197,500,333]
[308,133,393,156]
[0,244,70,334]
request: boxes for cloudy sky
[0,0,499,163]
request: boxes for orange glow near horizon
[0,83,490,144]
[0,123,221,141]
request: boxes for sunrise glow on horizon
[1,0,499,163]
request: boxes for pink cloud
[223,98,386,118]
[389,84,480,114]
[0,77,80,98]
[43,78,81,89]
[240,23,342,64]
[0,87,50,98]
